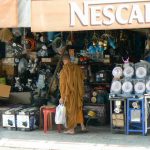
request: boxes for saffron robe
[59,63,84,129]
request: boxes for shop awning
[31,0,150,32]
[0,0,18,28]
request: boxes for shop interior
[0,28,149,134]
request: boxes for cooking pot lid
[123,66,134,78]
[122,81,133,93]
[111,80,122,93]
[136,67,147,78]
[134,82,145,93]
[112,67,123,78]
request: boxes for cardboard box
[112,113,124,120]
[0,84,11,98]
[112,113,124,127]
[0,106,11,126]
[16,107,39,130]
[112,119,124,127]
[2,106,23,128]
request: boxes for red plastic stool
[43,107,62,133]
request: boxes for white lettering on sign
[91,6,102,25]
[69,0,150,26]
[70,1,88,26]
[103,5,115,25]
[116,5,129,24]
[129,4,144,24]
[145,4,150,23]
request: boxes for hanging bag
[55,104,67,127]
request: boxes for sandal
[63,130,75,135]
[79,128,88,133]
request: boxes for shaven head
[62,54,70,65]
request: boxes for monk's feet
[81,125,88,133]
[64,129,75,135]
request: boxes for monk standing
[59,55,86,134]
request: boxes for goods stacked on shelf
[110,61,150,98]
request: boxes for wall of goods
[0,28,147,131]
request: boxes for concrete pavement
[0,126,150,150]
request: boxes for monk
[59,55,86,134]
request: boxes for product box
[112,119,124,127]
[0,106,11,127]
[2,106,23,128]
[0,84,11,98]
[16,107,39,130]
[112,113,124,127]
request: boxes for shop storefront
[0,0,150,135]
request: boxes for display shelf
[85,82,110,85]
[109,98,126,134]
[126,98,146,136]
[84,103,105,106]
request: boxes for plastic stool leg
[49,113,53,130]
[44,111,48,133]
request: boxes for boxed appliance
[2,106,23,128]
[16,107,39,131]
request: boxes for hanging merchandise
[14,77,24,92]
[145,33,150,50]
[101,34,116,50]
[108,36,116,50]
[25,79,34,91]
[12,28,22,37]
[18,58,28,75]
[36,74,46,90]
[0,29,13,43]
[144,32,150,62]
[27,58,38,74]
[87,32,104,62]
[37,45,48,57]
[110,80,122,95]
[21,37,36,52]
[5,43,15,58]
[52,37,65,54]
[11,43,24,57]
[112,66,123,78]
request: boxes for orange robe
[59,63,84,129]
